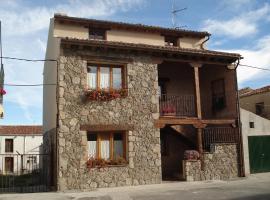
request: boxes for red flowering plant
[0,88,6,95]
[84,87,127,101]
[184,150,200,160]
[161,104,176,116]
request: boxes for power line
[0,56,57,62]
[4,83,56,87]
[239,64,270,71]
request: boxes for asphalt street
[0,173,270,200]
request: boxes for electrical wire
[4,83,56,86]
[0,56,57,62]
[239,64,270,71]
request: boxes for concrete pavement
[1,173,270,200]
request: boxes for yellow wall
[106,29,165,46]
[179,37,206,49]
[43,19,60,132]
[54,22,88,39]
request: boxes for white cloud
[0,0,144,36]
[217,35,270,85]
[202,3,270,38]
[0,0,144,124]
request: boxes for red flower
[0,88,6,95]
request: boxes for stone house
[239,85,270,120]
[43,14,243,191]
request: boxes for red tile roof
[60,37,242,61]
[54,14,210,38]
[0,126,43,135]
[240,85,270,98]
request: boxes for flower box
[86,157,128,169]
[161,104,176,116]
[84,88,127,101]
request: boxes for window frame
[5,139,14,153]
[211,78,226,112]
[87,63,126,91]
[255,102,264,116]
[87,131,127,161]
[89,28,106,40]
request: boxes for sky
[0,0,270,125]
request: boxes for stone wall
[183,143,238,181]
[56,49,161,191]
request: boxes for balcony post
[190,63,202,119]
[197,128,203,154]
[190,62,203,154]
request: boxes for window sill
[84,88,128,101]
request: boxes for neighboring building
[239,85,270,120]
[43,14,243,191]
[0,126,43,174]
[241,109,270,175]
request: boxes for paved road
[1,173,270,200]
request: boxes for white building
[0,126,43,174]
[241,109,270,175]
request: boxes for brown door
[5,157,14,173]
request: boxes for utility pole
[171,0,187,28]
[0,21,5,118]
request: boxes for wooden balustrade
[159,94,196,117]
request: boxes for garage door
[248,136,270,173]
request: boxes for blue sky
[0,0,270,125]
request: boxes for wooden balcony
[202,127,239,151]
[159,94,196,118]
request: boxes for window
[211,79,226,112]
[89,28,106,40]
[87,64,124,90]
[27,156,37,164]
[5,157,14,173]
[256,102,264,116]
[87,132,126,160]
[249,122,255,128]
[164,36,178,47]
[5,139,13,153]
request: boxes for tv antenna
[171,0,187,29]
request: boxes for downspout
[234,57,245,177]
[200,34,210,50]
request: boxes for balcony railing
[202,127,239,151]
[159,94,196,117]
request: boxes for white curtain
[88,66,97,89]
[101,140,110,160]
[114,140,123,158]
[113,68,122,89]
[88,141,97,158]
[100,67,110,89]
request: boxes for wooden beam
[197,128,203,155]
[201,119,236,125]
[80,124,134,131]
[190,63,202,119]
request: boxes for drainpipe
[200,35,210,50]
[234,58,245,177]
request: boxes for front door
[248,136,270,173]
[5,157,14,173]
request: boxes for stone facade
[183,143,238,181]
[55,49,161,190]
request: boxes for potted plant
[161,104,176,116]
[84,88,127,101]
[184,150,200,160]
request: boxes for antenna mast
[171,0,187,28]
